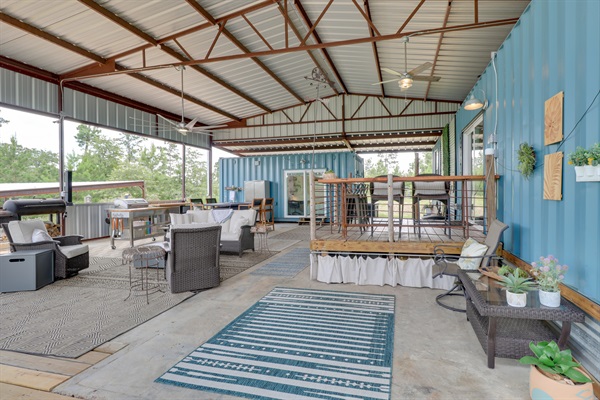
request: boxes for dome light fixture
[398,74,413,89]
[464,89,488,111]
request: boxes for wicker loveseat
[171,208,256,257]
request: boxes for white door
[462,114,485,223]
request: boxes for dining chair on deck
[432,219,509,312]
[261,198,274,230]
[412,174,451,239]
[369,175,405,238]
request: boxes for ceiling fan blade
[158,114,179,127]
[198,124,227,130]
[372,78,399,85]
[408,62,433,76]
[382,67,404,77]
[184,117,199,130]
[412,75,441,82]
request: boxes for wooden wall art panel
[544,92,564,145]
[544,152,563,201]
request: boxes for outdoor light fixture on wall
[464,89,488,111]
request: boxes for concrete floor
[55,224,531,400]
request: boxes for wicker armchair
[432,219,509,312]
[2,220,89,279]
[166,224,221,293]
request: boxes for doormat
[250,247,310,277]
[156,287,395,400]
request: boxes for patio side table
[458,268,585,368]
[122,246,166,304]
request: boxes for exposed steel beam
[72,18,519,72]
[294,0,348,94]
[397,0,427,34]
[0,12,106,65]
[205,22,225,59]
[350,96,369,119]
[185,0,304,104]
[299,0,334,46]
[424,1,452,100]
[214,136,341,147]
[125,69,240,121]
[364,0,385,97]
[75,0,271,115]
[352,0,381,36]
[474,0,479,24]
[276,3,340,95]
[242,14,274,50]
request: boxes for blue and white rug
[156,287,395,399]
[250,247,311,277]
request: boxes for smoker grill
[3,199,67,220]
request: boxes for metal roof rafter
[363,0,385,98]
[185,0,304,104]
[424,1,452,100]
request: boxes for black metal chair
[432,219,509,312]
[369,175,405,238]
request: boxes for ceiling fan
[373,37,441,91]
[158,66,226,135]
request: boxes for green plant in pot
[567,146,589,167]
[517,142,536,179]
[519,341,593,399]
[498,268,536,307]
[323,169,336,179]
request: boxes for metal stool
[122,246,166,304]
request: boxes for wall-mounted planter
[575,165,600,182]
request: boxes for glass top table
[457,266,585,368]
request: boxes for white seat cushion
[221,232,240,241]
[186,210,210,223]
[8,220,48,243]
[456,238,489,270]
[59,244,89,259]
[229,213,251,235]
[414,181,447,196]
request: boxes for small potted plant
[587,142,600,178]
[530,255,568,307]
[322,169,336,180]
[498,268,536,307]
[567,146,589,180]
[519,341,593,399]
[517,142,536,179]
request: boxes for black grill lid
[3,199,67,216]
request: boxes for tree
[118,134,143,164]
[408,152,432,176]
[364,153,407,177]
[0,137,58,184]
[75,124,101,155]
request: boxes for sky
[0,106,412,172]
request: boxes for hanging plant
[517,142,536,179]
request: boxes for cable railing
[308,174,490,244]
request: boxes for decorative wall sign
[544,152,563,200]
[544,92,564,145]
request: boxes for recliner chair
[2,220,89,279]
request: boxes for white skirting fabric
[313,255,455,290]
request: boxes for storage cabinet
[0,249,54,292]
[243,180,270,202]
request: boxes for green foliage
[497,264,529,278]
[587,143,600,166]
[519,341,592,384]
[517,142,535,179]
[499,268,536,294]
[567,146,588,167]
[0,137,58,184]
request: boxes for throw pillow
[31,228,53,243]
[170,213,192,225]
[456,237,489,270]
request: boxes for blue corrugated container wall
[219,152,364,220]
[456,1,599,302]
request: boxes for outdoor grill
[2,199,67,220]
[113,198,149,209]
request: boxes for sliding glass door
[283,170,325,218]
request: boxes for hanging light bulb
[398,74,413,89]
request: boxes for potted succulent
[517,142,536,179]
[587,142,600,178]
[530,255,568,307]
[519,341,593,399]
[567,146,589,179]
[498,268,536,307]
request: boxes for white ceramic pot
[574,166,585,179]
[596,165,600,178]
[539,289,561,307]
[584,165,596,177]
[506,290,527,307]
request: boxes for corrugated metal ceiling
[0,0,530,153]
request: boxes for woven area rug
[250,247,310,277]
[269,225,312,241]
[0,257,194,358]
[156,287,395,400]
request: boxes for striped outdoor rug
[250,247,310,277]
[156,287,395,400]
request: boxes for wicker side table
[122,246,166,304]
[458,269,585,368]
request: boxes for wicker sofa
[176,208,256,257]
